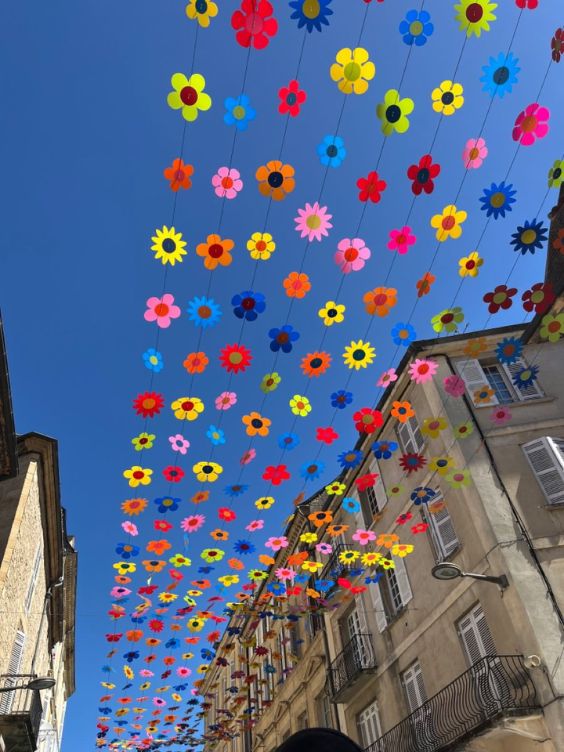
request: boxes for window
[396,415,424,454]
[457,603,496,665]
[455,357,543,407]
[401,661,427,712]
[369,557,412,632]
[522,437,564,506]
[0,628,26,713]
[359,460,388,526]
[420,494,459,560]
[357,700,382,747]
[297,711,308,730]
[25,547,42,612]
[316,690,334,728]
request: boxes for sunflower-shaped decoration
[150,226,187,266]
[167,73,212,121]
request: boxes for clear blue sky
[0,0,562,749]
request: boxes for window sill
[383,605,408,630]
[474,395,553,409]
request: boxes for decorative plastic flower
[206,425,226,446]
[387,226,416,255]
[391,322,416,346]
[495,336,523,364]
[278,432,299,451]
[421,417,448,439]
[446,470,471,489]
[301,351,331,378]
[522,282,555,315]
[399,453,427,474]
[377,89,414,135]
[417,272,436,298]
[133,391,164,419]
[480,52,520,98]
[256,161,295,200]
[431,80,464,116]
[342,498,360,515]
[372,440,398,460]
[123,466,152,488]
[353,529,377,546]
[185,0,218,27]
[454,421,474,439]
[343,340,375,370]
[169,553,191,568]
[295,202,333,241]
[515,0,538,7]
[153,495,181,514]
[363,287,397,317]
[242,412,270,437]
[201,547,225,563]
[430,204,467,241]
[377,368,398,388]
[196,234,234,270]
[283,271,311,299]
[263,464,290,485]
[444,374,466,397]
[240,448,256,465]
[512,364,539,390]
[454,0,497,37]
[409,358,438,384]
[186,295,222,328]
[552,27,564,63]
[181,514,205,534]
[463,137,488,169]
[231,0,278,49]
[142,348,164,373]
[512,103,550,146]
[331,390,353,409]
[164,157,194,191]
[301,460,325,481]
[458,251,483,278]
[150,226,187,266]
[131,432,155,452]
[399,9,433,45]
[483,284,517,314]
[193,461,223,483]
[510,219,547,255]
[548,160,564,189]
[338,450,363,470]
[231,290,266,322]
[479,181,516,219]
[317,135,346,167]
[330,47,375,94]
[356,170,386,203]
[289,0,333,32]
[224,94,256,130]
[431,307,464,333]
[183,351,209,374]
[391,401,415,423]
[269,324,300,353]
[540,313,564,342]
[215,391,237,411]
[289,395,311,417]
[167,73,211,121]
[354,407,383,434]
[212,167,243,199]
[162,465,184,483]
[318,300,345,326]
[407,155,440,195]
[278,79,307,116]
[260,372,281,393]
[335,237,370,273]
[171,397,204,421]
[490,406,512,426]
[121,498,148,516]
[144,294,181,328]
[473,386,496,405]
[326,481,346,496]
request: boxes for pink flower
[515,0,537,8]
[316,542,333,555]
[181,514,205,533]
[377,368,397,388]
[176,666,192,677]
[334,237,371,273]
[110,586,131,598]
[215,391,237,410]
[265,536,289,552]
[246,519,264,532]
[275,567,295,581]
[462,138,488,169]
[387,226,416,255]
[169,434,190,455]
[294,201,333,242]
[490,406,512,425]
[408,358,438,384]
[139,669,153,677]
[212,166,243,199]
[121,521,138,536]
[240,448,256,465]
[153,697,166,707]
[512,103,550,146]
[144,293,181,328]
[352,529,377,546]
[443,374,466,397]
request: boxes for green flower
[431,307,464,333]
[260,372,281,394]
[548,159,564,189]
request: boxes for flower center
[245,12,265,35]
[302,0,320,18]
[277,332,289,344]
[466,259,476,269]
[208,243,224,259]
[409,20,423,35]
[469,147,479,160]
[521,115,538,133]
[521,229,537,245]
[221,176,234,189]
[267,171,284,188]
[162,238,176,253]
[492,292,507,304]
[465,3,484,22]
[180,86,198,106]
[416,167,430,184]
[241,297,255,310]
[326,144,338,158]
[373,293,387,306]
[195,0,208,12]
[286,92,297,105]
[343,61,361,81]
[229,351,243,364]
[133,471,144,479]
[385,104,401,123]
[251,418,263,429]
[548,321,561,333]
[154,303,169,317]
[493,66,509,85]
[441,215,456,230]
[310,357,323,369]
[441,313,454,324]
[306,214,322,229]
[490,192,506,208]
[553,167,562,180]
[344,246,359,261]
[530,290,545,304]
[181,400,194,412]
[232,105,246,120]
[327,308,337,318]
[441,91,454,105]
[143,398,156,409]
[352,348,365,361]
[418,363,429,374]
[255,240,266,251]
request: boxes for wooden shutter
[393,556,413,607]
[357,700,382,747]
[368,582,388,633]
[501,358,543,401]
[455,359,499,406]
[0,629,26,713]
[402,661,427,712]
[422,497,459,560]
[458,603,496,665]
[523,437,564,506]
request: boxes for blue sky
[0,0,562,748]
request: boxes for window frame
[395,415,425,454]
[522,436,564,506]
[357,699,382,748]
[420,492,460,561]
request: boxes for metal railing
[330,633,377,699]
[0,673,43,747]
[320,543,355,587]
[365,655,539,752]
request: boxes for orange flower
[126,630,143,642]
[287,551,309,566]
[259,554,275,567]
[255,160,295,201]
[142,560,167,573]
[146,539,172,556]
[300,351,331,378]
[363,286,397,316]
[376,533,399,549]
[210,528,229,541]
[242,411,271,437]
[146,637,161,646]
[228,557,245,570]
[326,524,349,537]
[121,498,148,516]
[163,158,194,192]
[196,234,234,270]
[391,400,415,423]
[183,351,209,374]
[416,271,436,298]
[192,490,210,504]
[283,271,311,299]
[308,510,333,528]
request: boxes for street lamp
[431,562,509,590]
[0,676,55,693]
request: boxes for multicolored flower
[399,9,433,45]
[295,202,333,242]
[356,171,387,203]
[454,0,497,37]
[409,358,438,384]
[247,231,276,260]
[289,0,333,32]
[150,226,187,266]
[407,154,440,195]
[260,372,281,393]
[185,0,218,27]
[301,351,331,377]
[171,397,204,421]
[387,227,416,255]
[343,340,375,370]
[289,394,311,417]
[510,219,547,255]
[278,79,307,116]
[372,441,398,460]
[231,0,278,49]
[196,234,234,270]
[458,251,483,278]
[215,391,237,410]
[331,390,353,409]
[212,167,243,199]
[483,285,517,314]
[335,237,370,273]
[123,466,152,488]
[186,295,222,328]
[431,80,464,116]
[463,137,488,169]
[131,432,155,452]
[283,272,311,299]
[163,157,194,191]
[256,161,295,200]
[431,307,464,333]
[219,343,252,373]
[540,313,564,342]
[391,322,416,346]
[430,205,467,241]
[193,461,223,483]
[318,300,345,326]
[144,294,181,328]
[269,325,299,353]
[522,282,555,315]
[167,73,212,122]
[479,181,516,219]
[231,290,266,321]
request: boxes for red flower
[207,630,221,644]
[355,473,378,492]
[316,426,339,444]
[133,391,164,418]
[337,578,351,589]
[351,586,367,594]
[515,0,537,8]
[163,158,194,192]
[231,0,278,49]
[169,569,184,581]
[356,170,387,203]
[522,281,555,314]
[353,407,384,434]
[278,80,306,116]
[262,464,290,485]
[163,465,185,483]
[108,607,125,619]
[411,522,429,534]
[399,453,427,474]
[105,633,123,642]
[483,285,517,314]
[407,154,440,196]
[552,28,564,63]
[154,519,173,532]
[286,586,302,596]
[396,512,413,525]
[218,507,237,522]
[219,343,252,373]
[149,619,164,633]
[138,585,158,595]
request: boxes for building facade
[0,320,77,752]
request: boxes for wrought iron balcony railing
[365,655,540,752]
[320,543,355,588]
[0,673,43,752]
[330,633,377,701]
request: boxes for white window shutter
[501,358,543,401]
[408,416,425,452]
[396,421,413,454]
[357,700,382,747]
[354,597,369,633]
[523,437,564,506]
[374,475,388,511]
[393,556,412,607]
[402,661,427,711]
[423,498,459,560]
[368,582,388,633]
[458,603,495,665]
[455,359,499,406]
[0,630,26,713]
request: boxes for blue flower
[207,424,226,446]
[365,573,383,584]
[130,614,146,624]
[496,336,523,365]
[372,441,398,460]
[349,567,365,577]
[115,543,139,559]
[269,324,300,353]
[231,290,266,322]
[233,540,255,556]
[289,0,333,32]
[123,651,139,664]
[265,663,277,674]
[101,665,113,674]
[512,364,539,389]
[186,296,222,328]
[338,450,363,470]
[317,135,346,168]
[300,460,325,481]
[410,487,436,506]
[391,322,417,347]
[295,573,309,583]
[480,52,520,98]
[224,94,256,131]
[315,579,335,592]
[278,432,300,451]
[399,9,433,46]
[200,648,215,660]
[224,484,248,498]
[166,638,180,649]
[198,566,214,574]
[267,582,286,596]
[331,390,353,409]
[479,181,517,219]
[142,348,164,373]
[153,496,180,513]
[511,219,548,255]
[343,497,361,514]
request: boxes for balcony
[366,655,540,752]
[0,675,43,752]
[330,633,377,703]
[320,543,355,591]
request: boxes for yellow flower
[171,396,205,421]
[247,231,275,260]
[458,251,483,278]
[159,592,178,603]
[167,72,212,122]
[430,204,467,242]
[301,560,323,573]
[428,456,455,475]
[339,549,360,564]
[454,0,497,38]
[431,80,464,116]
[255,496,275,510]
[101,682,115,690]
[300,532,318,544]
[187,589,202,597]
[218,574,239,587]
[343,339,375,370]
[454,421,474,439]
[192,461,223,482]
[420,417,448,439]
[185,0,218,28]
[289,394,311,417]
[182,652,194,660]
[113,561,136,575]
[325,482,346,496]
[361,552,383,567]
[391,544,414,558]
[151,226,187,266]
[197,664,209,674]
[330,47,375,95]
[376,89,414,136]
[380,558,395,570]
[318,300,345,326]
[260,372,281,393]
[187,617,205,632]
[131,432,155,452]
[123,466,152,488]
[124,665,134,680]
